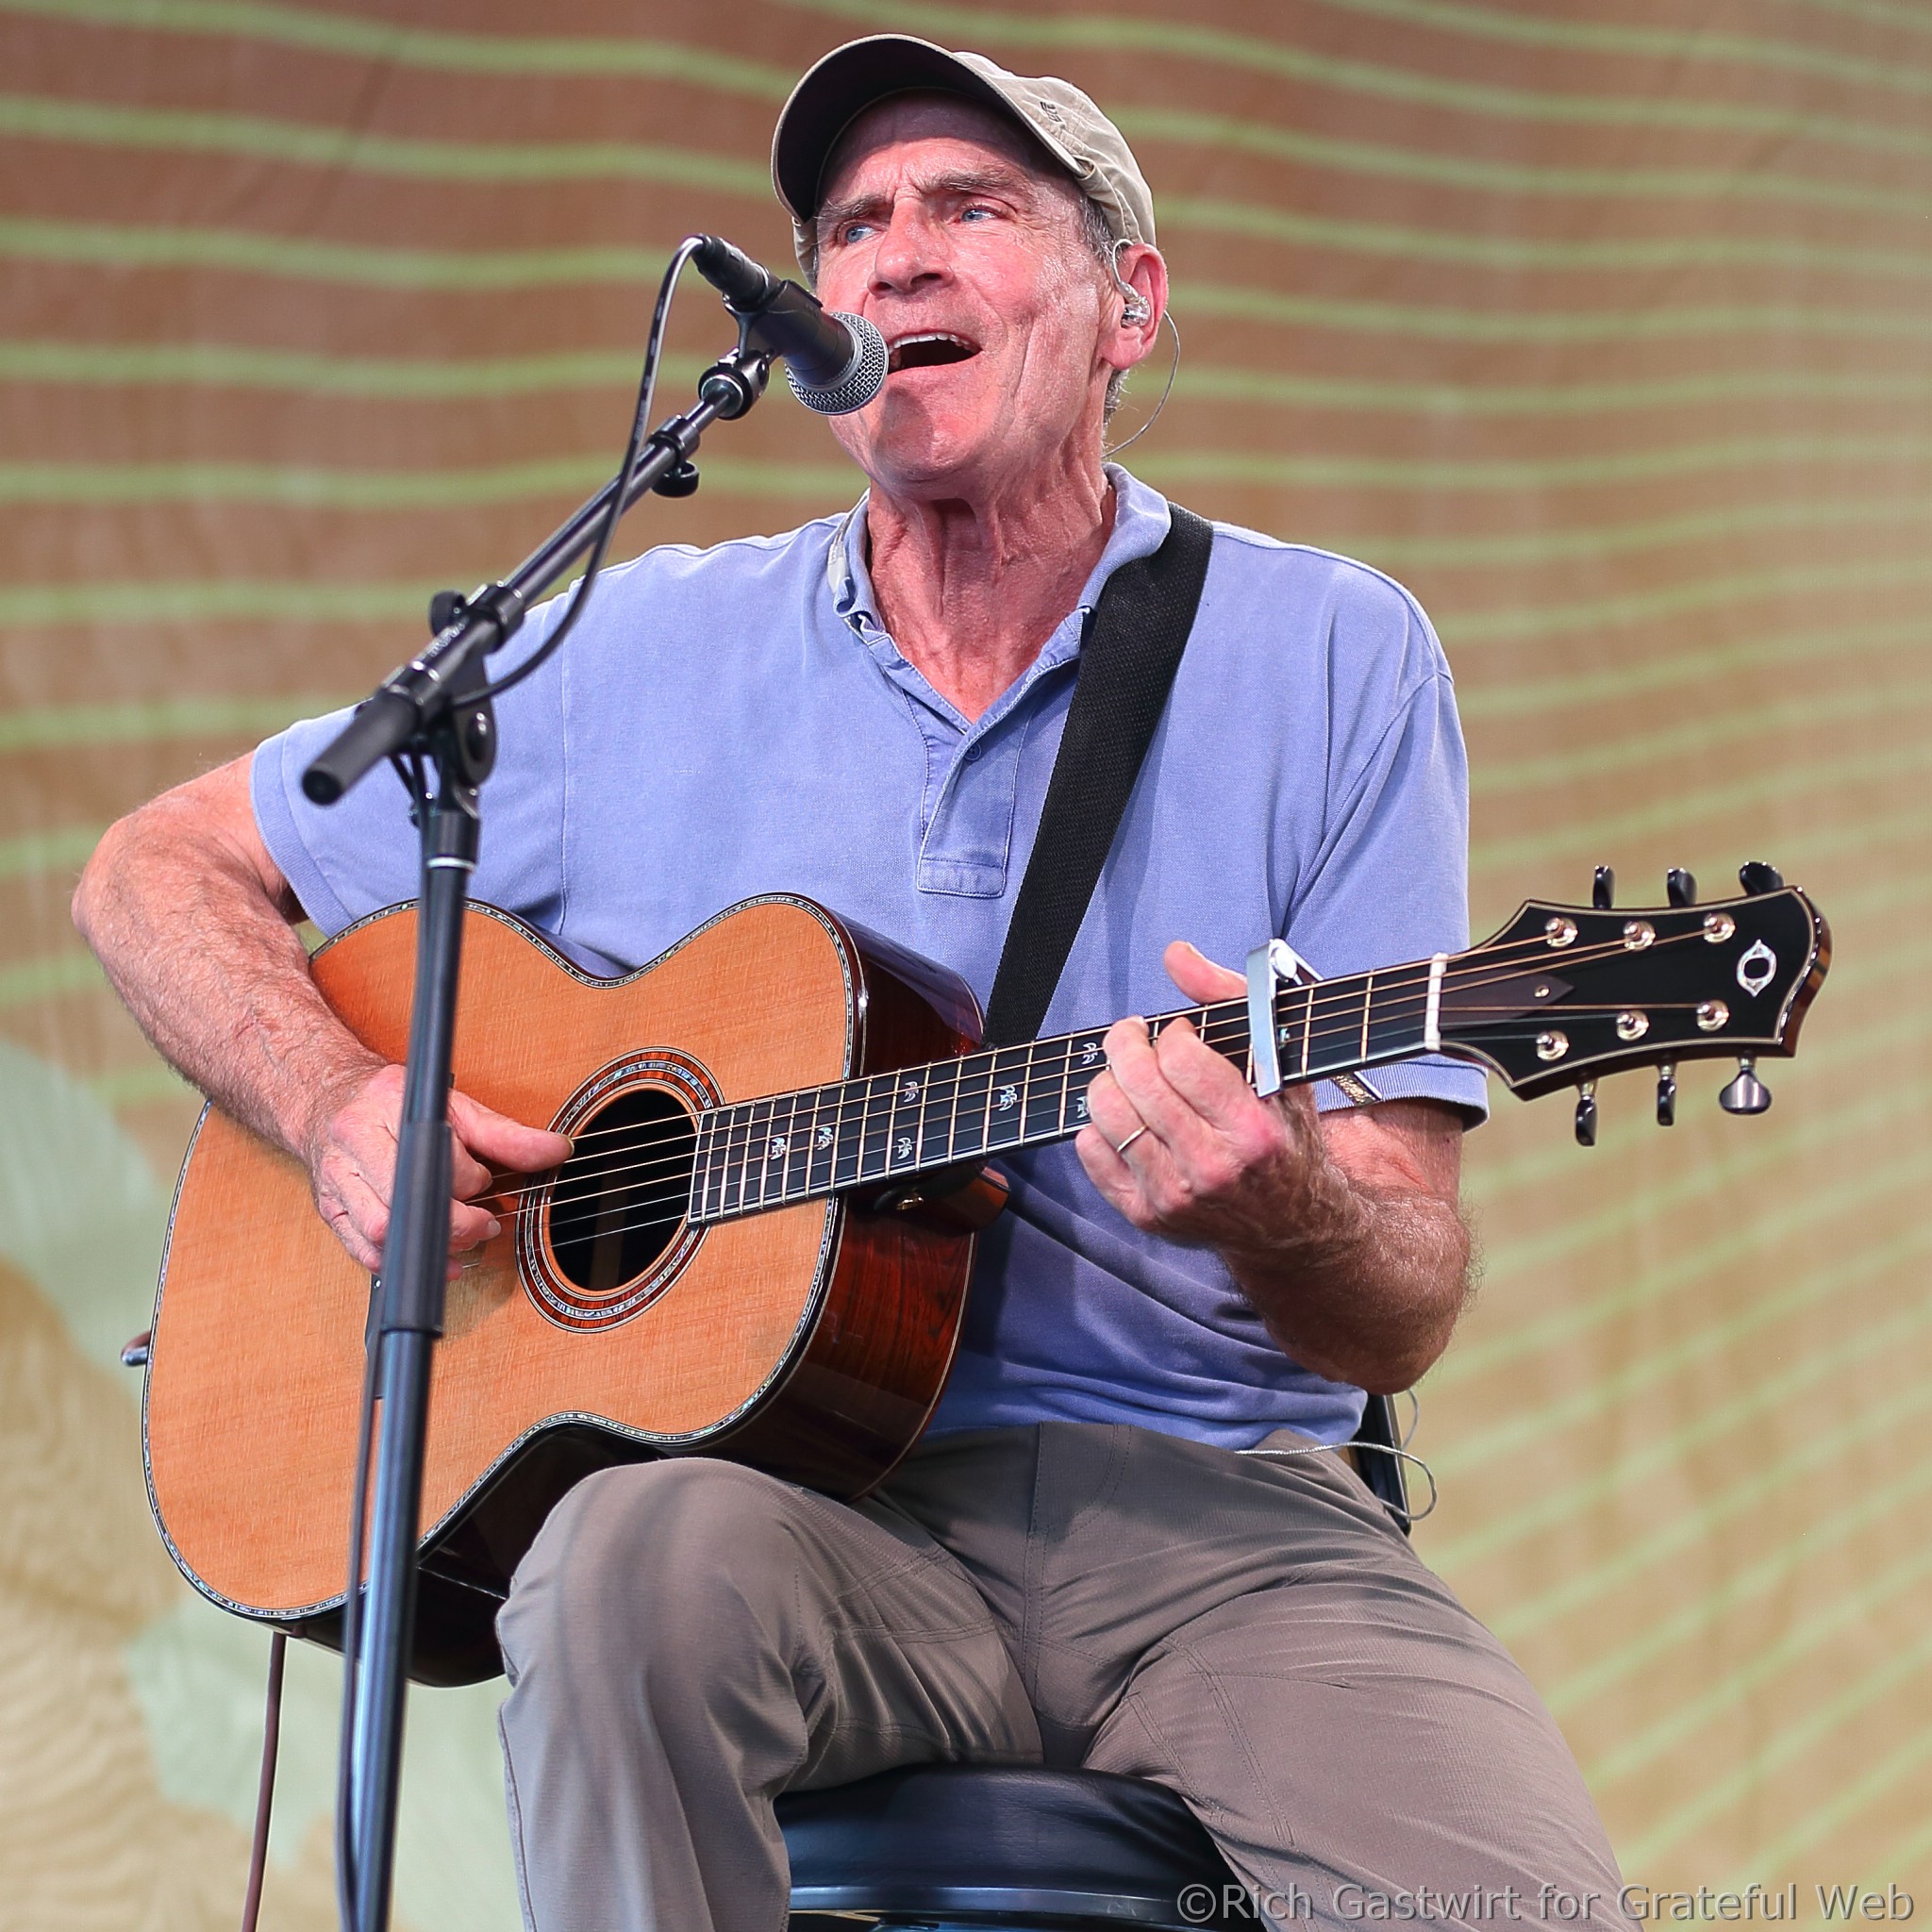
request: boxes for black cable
[330,250,704,1929]
[335,1279,384,1932]
[241,1630,287,1932]
[469,238,705,709]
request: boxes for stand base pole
[341,758,479,1931]
[349,1327,436,1930]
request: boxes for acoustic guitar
[142,872,1827,1683]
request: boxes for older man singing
[75,35,1622,1932]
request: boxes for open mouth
[887,331,979,375]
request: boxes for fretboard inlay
[685,963,1446,1227]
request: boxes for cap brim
[773,34,1071,224]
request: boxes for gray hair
[1074,192,1132,424]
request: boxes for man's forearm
[1221,1164,1472,1395]
[73,774,380,1163]
[1081,961,1476,1397]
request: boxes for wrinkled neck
[862,458,1114,721]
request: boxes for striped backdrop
[1,2,1927,1925]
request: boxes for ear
[1101,243,1168,375]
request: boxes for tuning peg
[427,588,466,635]
[1574,1079,1598,1145]
[1656,1062,1677,1126]
[1739,861,1784,895]
[1592,865,1615,910]
[1666,868,1697,908]
[1719,1058,1773,1115]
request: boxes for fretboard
[688,958,1437,1225]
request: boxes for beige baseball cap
[772,35,1157,282]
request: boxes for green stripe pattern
[3,0,1929,1900]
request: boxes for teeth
[886,329,978,374]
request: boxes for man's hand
[1077,941,1341,1258]
[304,1063,574,1276]
[1076,940,1471,1392]
[74,755,577,1281]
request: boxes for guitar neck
[690,958,1433,1224]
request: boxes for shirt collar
[825,464,1175,638]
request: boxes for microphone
[691,235,888,415]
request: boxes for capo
[1246,938,1314,1098]
[1246,936,1384,1107]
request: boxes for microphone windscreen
[786,313,889,415]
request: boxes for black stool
[780,1763,1241,1928]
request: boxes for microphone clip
[694,344,772,424]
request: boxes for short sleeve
[250,595,573,941]
[1283,574,1490,1125]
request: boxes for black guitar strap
[981,504,1215,1048]
[977,504,1416,1531]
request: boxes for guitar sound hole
[546,1086,696,1295]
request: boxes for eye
[958,203,1000,223]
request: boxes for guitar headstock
[1441,865,1829,1118]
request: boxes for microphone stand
[310,339,772,1932]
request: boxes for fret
[1298,980,1315,1078]
[743,1097,781,1210]
[920,1057,964,1166]
[831,1078,871,1191]
[690,1108,718,1222]
[781,1088,818,1203]
[1018,1038,1060,1141]
[856,1072,897,1185]
[1296,968,1429,1084]
[1051,1032,1107,1137]
[984,1046,1032,1150]
[1015,1039,1060,1141]
[719,1100,753,1218]
[1214,1001,1252,1071]
[1159,1004,1230,1058]
[949,1049,993,1159]
[707,1108,733,1221]
[1363,971,1430,1069]
[807,1083,844,1195]
[835,1082,865,1183]
[747,1094,774,1209]
[741,1096,773,1211]
[879,1067,924,1176]
[745,1099,776,1212]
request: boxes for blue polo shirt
[253,467,1485,1448]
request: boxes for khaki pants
[496,1422,1622,1931]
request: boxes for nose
[869,199,948,297]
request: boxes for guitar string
[538,914,1737,1158]
[510,923,1737,1221]
[504,920,1724,1195]
[533,988,1734,1238]
[522,958,1742,1228]
[529,977,1630,1234]
[505,1007,1753,1257]
[533,987,1744,1230]
[530,992,1746,1247]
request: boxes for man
[75,36,1623,1931]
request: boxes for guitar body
[140,869,1829,1686]
[143,894,983,1684]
